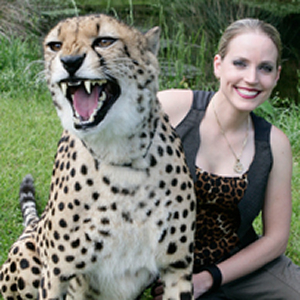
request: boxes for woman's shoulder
[270,125,291,155]
[251,113,291,153]
[157,89,194,127]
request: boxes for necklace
[212,100,250,174]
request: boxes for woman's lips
[235,87,261,99]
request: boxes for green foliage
[0,0,158,37]
[0,35,47,99]
[237,0,300,17]
[256,96,300,152]
[158,22,211,90]
[0,0,79,38]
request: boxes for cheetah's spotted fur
[0,14,196,300]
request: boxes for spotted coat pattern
[0,14,195,300]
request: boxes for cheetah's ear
[145,26,160,56]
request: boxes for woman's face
[214,31,281,112]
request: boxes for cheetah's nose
[61,54,86,76]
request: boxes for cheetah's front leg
[161,268,194,300]
[38,268,71,300]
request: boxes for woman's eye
[233,60,246,68]
[259,64,274,73]
[93,37,116,48]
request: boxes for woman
[153,18,300,299]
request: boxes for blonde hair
[218,18,282,66]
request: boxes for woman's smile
[235,87,261,99]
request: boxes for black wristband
[201,264,222,292]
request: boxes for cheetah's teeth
[89,109,97,121]
[84,81,92,94]
[73,110,97,125]
[97,101,104,110]
[73,107,80,118]
[61,82,68,97]
[73,116,80,125]
[68,81,81,86]
[94,79,107,86]
[99,91,106,102]
[60,80,108,97]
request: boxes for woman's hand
[193,271,213,298]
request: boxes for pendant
[234,160,243,174]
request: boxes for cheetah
[0,14,196,300]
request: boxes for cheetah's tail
[19,174,39,227]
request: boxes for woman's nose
[244,67,259,84]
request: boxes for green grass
[0,35,61,266]
[0,90,61,264]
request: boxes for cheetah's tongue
[73,85,100,121]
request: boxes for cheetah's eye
[93,37,117,48]
[47,41,62,52]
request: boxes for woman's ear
[213,54,222,79]
[275,65,281,84]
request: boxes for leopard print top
[193,166,248,272]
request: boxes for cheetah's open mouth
[60,79,121,130]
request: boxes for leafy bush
[239,0,300,17]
